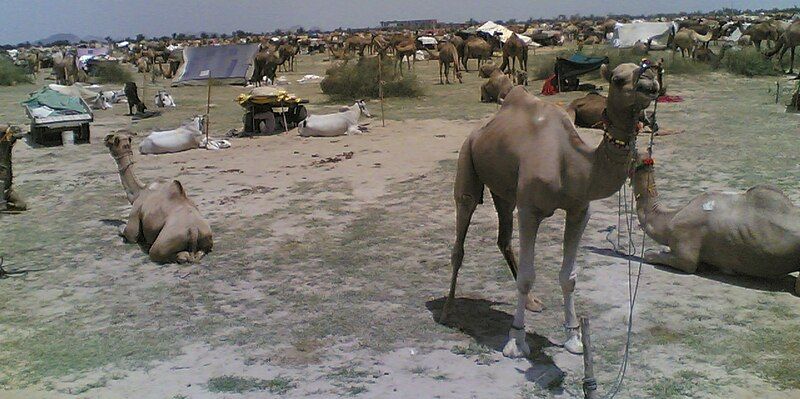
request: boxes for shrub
[719,46,780,77]
[320,57,423,100]
[0,58,33,86]
[94,62,134,83]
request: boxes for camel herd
[3,11,800,371]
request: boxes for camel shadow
[426,297,567,391]
[584,245,795,294]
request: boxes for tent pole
[206,78,212,143]
[141,72,146,109]
[378,53,385,127]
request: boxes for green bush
[719,46,780,77]
[320,57,423,100]
[94,62,134,83]
[0,58,33,86]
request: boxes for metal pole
[206,78,212,143]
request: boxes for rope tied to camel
[594,58,663,399]
[112,150,136,174]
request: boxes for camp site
[0,1,799,398]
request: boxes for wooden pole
[378,53,385,127]
[581,317,599,399]
[141,72,147,109]
[205,78,212,143]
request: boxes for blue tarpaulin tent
[172,44,259,86]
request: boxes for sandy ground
[1,52,799,399]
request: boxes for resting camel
[438,41,462,84]
[480,69,512,103]
[442,62,662,357]
[765,21,800,74]
[478,62,500,78]
[105,133,213,263]
[499,33,528,76]
[567,92,657,130]
[631,154,800,295]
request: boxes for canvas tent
[477,21,535,47]
[172,43,260,86]
[555,53,609,92]
[610,22,673,48]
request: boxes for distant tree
[135,33,145,42]
[200,32,209,39]
[296,26,306,34]
[466,18,479,25]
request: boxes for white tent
[611,22,673,48]
[418,36,438,46]
[477,21,535,46]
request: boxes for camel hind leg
[441,140,484,322]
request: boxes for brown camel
[394,39,417,74]
[251,50,286,86]
[566,91,655,131]
[478,62,500,78]
[105,133,213,263]
[765,21,800,74]
[442,62,661,357]
[499,33,528,76]
[438,42,462,84]
[745,21,780,51]
[1,125,26,212]
[480,69,512,103]
[672,28,712,58]
[462,35,500,72]
[278,43,299,72]
[631,154,800,295]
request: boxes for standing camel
[765,21,800,74]
[394,39,417,74]
[441,62,662,358]
[499,33,528,77]
[462,35,500,72]
[437,41,462,84]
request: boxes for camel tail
[454,137,485,204]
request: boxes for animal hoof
[563,331,584,355]
[502,328,530,358]
[526,293,545,312]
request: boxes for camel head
[356,100,372,118]
[629,151,657,197]
[104,132,134,158]
[601,60,662,117]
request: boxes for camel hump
[167,180,188,199]
[501,86,539,107]
[745,185,794,210]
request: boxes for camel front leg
[122,205,142,243]
[491,192,544,312]
[559,207,590,354]
[502,207,544,358]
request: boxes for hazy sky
[0,0,794,44]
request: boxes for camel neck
[112,152,146,204]
[632,168,674,245]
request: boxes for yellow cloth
[236,89,302,106]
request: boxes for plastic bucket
[62,131,74,146]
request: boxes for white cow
[139,116,204,155]
[298,100,371,137]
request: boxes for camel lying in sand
[105,133,212,263]
[567,92,653,130]
[443,61,662,357]
[632,154,800,295]
[480,69,512,103]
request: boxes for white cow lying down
[298,100,371,137]
[140,116,205,155]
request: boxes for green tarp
[22,87,87,113]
